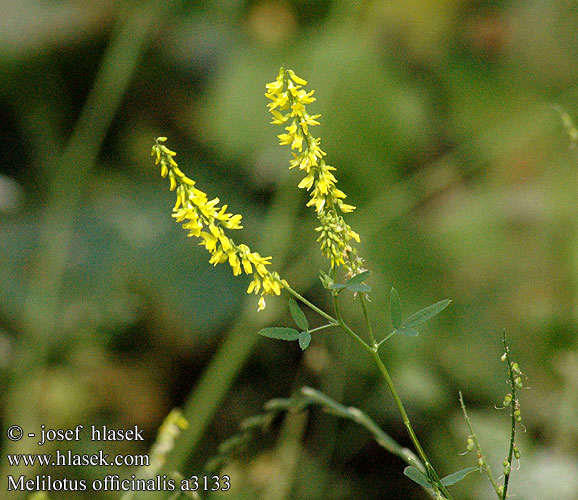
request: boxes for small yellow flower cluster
[265,68,361,271]
[152,137,284,310]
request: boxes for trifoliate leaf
[395,326,419,337]
[298,331,312,350]
[403,300,451,329]
[440,467,478,486]
[403,466,432,489]
[390,287,402,329]
[289,299,309,331]
[345,270,371,287]
[258,327,300,341]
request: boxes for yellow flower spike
[266,69,364,275]
[152,137,286,309]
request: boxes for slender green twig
[501,331,518,500]
[376,330,397,348]
[308,323,336,334]
[281,282,338,326]
[359,293,377,346]
[368,350,453,499]
[459,391,500,494]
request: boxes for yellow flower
[266,68,363,273]
[152,137,286,309]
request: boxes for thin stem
[282,282,337,325]
[376,330,397,348]
[309,323,336,334]
[369,351,453,499]
[502,332,518,500]
[359,293,376,346]
[459,391,500,493]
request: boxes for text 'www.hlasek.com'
[5,424,230,493]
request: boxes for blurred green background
[1,1,578,499]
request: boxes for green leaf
[403,300,451,329]
[289,299,309,331]
[395,326,419,337]
[440,467,478,486]
[390,287,402,329]
[328,283,346,290]
[298,331,312,350]
[345,270,371,286]
[258,327,300,341]
[403,466,432,489]
[346,283,371,293]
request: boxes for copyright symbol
[7,426,23,441]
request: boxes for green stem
[309,323,336,334]
[281,282,337,325]
[376,331,397,348]
[459,392,500,494]
[369,350,452,499]
[502,332,518,500]
[359,293,376,346]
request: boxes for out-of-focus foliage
[1,1,578,499]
